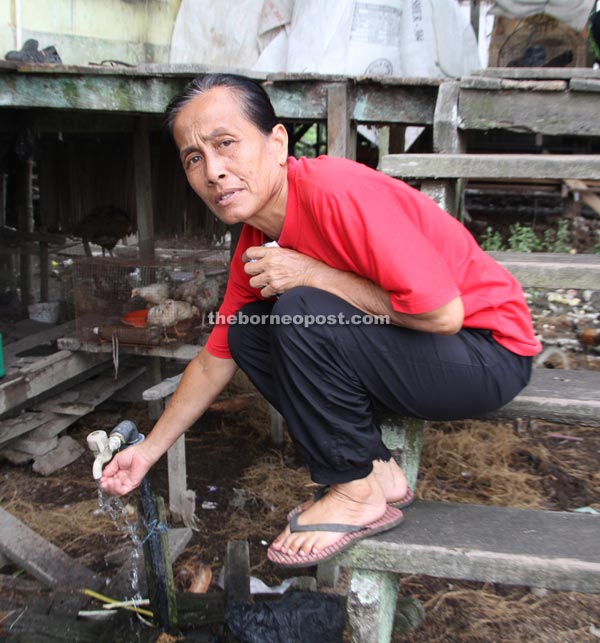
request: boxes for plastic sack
[225,589,345,643]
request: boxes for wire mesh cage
[72,252,228,347]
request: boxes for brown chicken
[73,206,134,257]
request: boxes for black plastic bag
[225,589,345,643]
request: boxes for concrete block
[32,436,84,476]
[12,435,58,456]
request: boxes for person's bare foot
[272,472,386,557]
[291,458,409,517]
[372,458,409,504]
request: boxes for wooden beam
[134,116,155,262]
[0,507,103,590]
[0,350,108,416]
[327,83,356,160]
[379,154,600,180]
[459,89,600,137]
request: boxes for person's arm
[100,349,238,496]
[243,246,464,335]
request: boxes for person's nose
[205,151,226,184]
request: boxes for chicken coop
[72,254,227,348]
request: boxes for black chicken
[73,206,134,257]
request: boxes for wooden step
[490,368,600,427]
[489,251,600,290]
[334,501,600,593]
[379,153,600,181]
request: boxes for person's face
[173,87,288,229]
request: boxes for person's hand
[243,246,327,298]
[99,443,154,497]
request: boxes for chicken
[172,269,206,304]
[73,206,134,257]
[131,282,171,306]
[147,299,199,331]
[191,277,222,315]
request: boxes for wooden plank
[0,365,144,447]
[489,251,600,290]
[334,501,600,593]
[142,373,183,401]
[0,506,103,590]
[3,321,75,361]
[469,68,600,80]
[491,368,600,427]
[458,89,600,137]
[57,336,202,360]
[379,154,600,180]
[168,434,196,529]
[570,78,600,93]
[0,350,108,416]
[224,540,250,607]
[0,411,57,446]
[460,77,568,91]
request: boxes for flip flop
[286,485,415,522]
[268,505,404,569]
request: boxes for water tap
[86,420,145,480]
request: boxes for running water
[97,486,147,622]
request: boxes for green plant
[506,223,541,253]
[480,226,505,251]
[542,219,571,253]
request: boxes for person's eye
[220,139,234,149]
[185,154,202,169]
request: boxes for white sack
[169,0,292,67]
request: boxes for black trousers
[228,287,532,485]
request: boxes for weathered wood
[0,506,103,590]
[379,416,424,492]
[379,154,600,181]
[176,590,226,628]
[459,89,600,137]
[347,569,399,643]
[5,611,104,642]
[333,501,600,594]
[57,336,202,361]
[168,434,197,529]
[3,321,75,362]
[489,251,600,290]
[224,540,250,607]
[32,435,85,475]
[0,350,108,416]
[470,67,600,80]
[327,83,356,160]
[460,77,568,91]
[134,116,155,262]
[142,373,183,400]
[0,364,144,448]
[570,78,600,93]
[564,178,600,215]
[106,527,192,600]
[489,368,600,427]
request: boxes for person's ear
[271,123,289,165]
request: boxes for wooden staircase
[328,73,600,643]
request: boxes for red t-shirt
[205,156,541,359]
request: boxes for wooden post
[134,115,155,263]
[423,81,466,218]
[18,158,35,309]
[327,83,357,160]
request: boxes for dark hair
[165,73,279,140]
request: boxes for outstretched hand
[100,444,154,497]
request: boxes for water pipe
[86,420,145,480]
[86,421,177,632]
